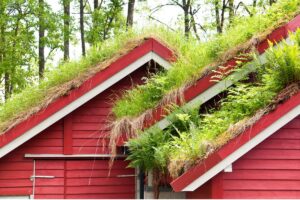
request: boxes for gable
[0,62,158,198]
[171,87,300,192]
[221,115,300,198]
[0,38,174,159]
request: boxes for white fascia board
[156,36,293,130]
[183,104,300,191]
[0,52,170,158]
[152,52,172,70]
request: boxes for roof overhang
[169,15,300,192]
[0,38,175,158]
[171,91,300,192]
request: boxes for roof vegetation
[112,0,300,122]
[126,29,300,179]
[0,31,143,132]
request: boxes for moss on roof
[126,29,300,178]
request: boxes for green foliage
[126,127,171,172]
[112,0,300,119]
[0,0,38,99]
[0,31,137,131]
[126,29,300,176]
[86,0,125,45]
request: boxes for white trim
[152,53,172,69]
[0,196,30,199]
[0,52,170,158]
[24,154,126,158]
[224,164,232,173]
[182,104,300,191]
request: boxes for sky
[48,0,183,64]
[47,0,254,65]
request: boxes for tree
[126,0,135,28]
[0,0,37,100]
[150,0,202,38]
[87,0,125,46]
[38,0,45,80]
[79,0,86,56]
[63,0,71,60]
[38,0,63,79]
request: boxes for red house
[0,38,174,199]
[1,11,300,200]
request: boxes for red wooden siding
[186,181,212,199]
[187,115,300,199]
[33,160,135,199]
[220,115,300,199]
[0,63,155,198]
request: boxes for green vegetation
[112,0,300,119]
[126,29,300,178]
[0,31,138,131]
[0,1,299,140]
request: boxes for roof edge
[0,37,175,152]
[171,90,300,192]
[143,14,300,130]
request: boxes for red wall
[0,64,152,199]
[222,115,300,198]
[188,115,300,199]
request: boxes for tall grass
[126,29,300,178]
[112,0,300,119]
[0,31,139,131]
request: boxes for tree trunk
[269,0,276,5]
[214,0,222,33]
[228,0,234,24]
[63,0,70,60]
[94,0,98,9]
[1,25,10,100]
[220,0,226,32]
[183,0,190,37]
[4,73,10,100]
[80,0,86,56]
[253,0,257,7]
[126,0,135,28]
[38,0,45,80]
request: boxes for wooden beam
[63,115,73,155]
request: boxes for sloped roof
[171,85,300,192]
[0,38,174,158]
[144,14,300,131]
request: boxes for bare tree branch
[236,1,252,16]
[148,16,176,31]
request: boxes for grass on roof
[0,31,143,132]
[0,0,299,136]
[112,0,300,120]
[126,29,300,178]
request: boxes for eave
[171,90,300,192]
